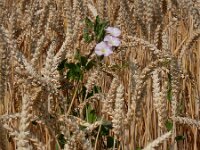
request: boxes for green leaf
[85,59,96,70]
[86,104,97,123]
[55,144,59,150]
[93,85,101,93]
[102,120,112,126]
[31,120,38,125]
[168,73,172,82]
[136,148,142,150]
[167,90,172,101]
[97,55,104,61]
[175,135,185,141]
[65,63,76,69]
[93,16,108,42]
[80,56,88,67]
[85,17,94,28]
[107,136,114,148]
[79,125,87,130]
[84,16,108,42]
[83,29,93,43]
[84,17,94,43]
[100,124,110,136]
[81,85,87,98]
[122,61,129,68]
[66,63,83,81]
[81,85,101,100]
[75,50,81,60]
[94,16,100,34]
[66,70,73,80]
[88,110,96,123]
[57,59,67,71]
[96,22,107,41]
[165,120,173,131]
[167,73,172,102]
[57,134,66,149]
[86,86,102,98]
[74,51,89,67]
[100,120,112,136]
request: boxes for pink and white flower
[105,27,121,37]
[95,41,113,56]
[104,35,121,47]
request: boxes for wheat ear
[112,84,125,138]
[119,0,136,36]
[29,135,45,150]
[170,58,180,146]
[85,70,100,94]
[0,122,8,150]
[178,30,200,62]
[142,131,172,150]
[174,116,200,128]
[129,58,171,121]
[87,1,98,18]
[16,92,32,150]
[152,69,167,128]
[125,36,162,57]
[134,0,147,35]
[64,117,93,150]
[102,77,120,116]
[0,26,11,103]
[145,0,154,29]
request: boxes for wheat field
[0,0,200,150]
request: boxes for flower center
[109,40,114,45]
[101,49,106,53]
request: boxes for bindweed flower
[105,27,121,37]
[94,26,121,57]
[95,41,113,56]
[104,35,121,47]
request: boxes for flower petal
[105,27,121,37]
[95,49,103,56]
[104,49,113,56]
[94,41,113,56]
[95,41,108,51]
[104,35,121,47]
